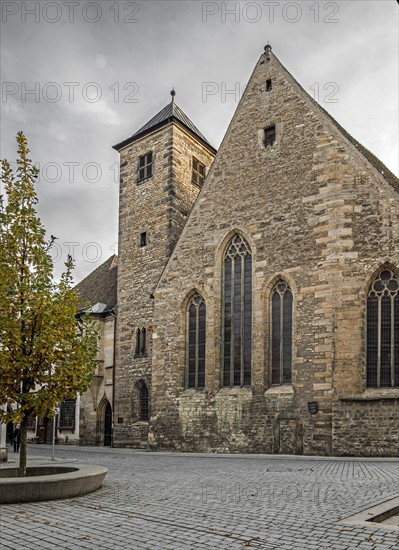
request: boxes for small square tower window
[263,125,276,148]
[140,232,147,247]
[138,152,153,183]
[266,79,272,91]
[192,157,206,187]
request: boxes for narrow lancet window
[139,382,149,421]
[135,328,146,356]
[186,294,206,389]
[271,281,293,385]
[223,235,252,387]
[135,328,140,355]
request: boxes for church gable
[157,45,398,293]
[150,45,399,456]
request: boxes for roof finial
[170,87,176,103]
[264,42,272,53]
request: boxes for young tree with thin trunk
[0,132,98,476]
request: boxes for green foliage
[0,132,98,472]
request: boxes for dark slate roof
[272,51,399,192]
[113,100,216,153]
[74,255,118,313]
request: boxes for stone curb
[27,444,399,462]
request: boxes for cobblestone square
[0,446,398,549]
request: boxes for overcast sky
[1,0,398,283]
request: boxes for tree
[0,132,98,476]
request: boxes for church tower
[112,92,216,446]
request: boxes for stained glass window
[367,269,399,387]
[223,235,252,387]
[186,294,206,389]
[271,281,292,385]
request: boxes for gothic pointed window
[186,293,206,389]
[367,268,399,388]
[223,235,252,387]
[271,281,293,385]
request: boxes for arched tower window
[140,327,146,355]
[135,328,140,355]
[271,280,293,385]
[367,268,399,387]
[222,235,252,387]
[186,293,206,389]
[138,381,149,421]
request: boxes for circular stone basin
[0,464,107,504]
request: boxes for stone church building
[77,46,399,456]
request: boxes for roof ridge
[113,100,216,153]
[270,50,398,192]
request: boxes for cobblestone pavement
[1,446,398,549]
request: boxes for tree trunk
[18,416,28,477]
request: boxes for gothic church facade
[78,46,399,456]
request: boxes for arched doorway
[104,402,112,446]
[130,381,150,448]
[37,414,57,444]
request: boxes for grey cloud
[1,0,397,282]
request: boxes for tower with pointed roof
[112,92,216,446]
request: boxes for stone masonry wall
[150,49,399,456]
[333,397,399,456]
[170,125,215,254]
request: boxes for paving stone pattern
[0,446,398,549]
